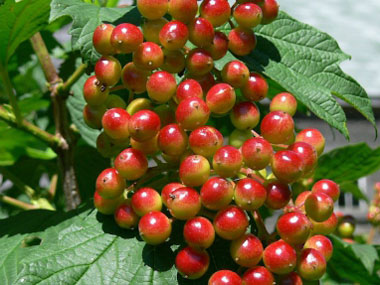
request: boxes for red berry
[242,266,274,285]
[305,192,334,222]
[94,56,121,86]
[168,0,198,23]
[205,31,229,60]
[186,48,214,76]
[161,182,184,207]
[138,211,172,245]
[276,212,311,245]
[96,168,126,199]
[83,104,106,129]
[270,92,298,116]
[295,128,325,156]
[176,79,203,103]
[235,178,267,211]
[189,126,223,157]
[200,0,231,27]
[146,71,177,103]
[83,75,109,106]
[213,145,243,178]
[167,187,201,220]
[188,17,215,48]
[159,20,188,51]
[265,182,291,209]
[133,42,164,70]
[111,23,143,54]
[312,179,340,202]
[297,248,326,281]
[228,27,256,56]
[271,150,304,183]
[94,191,123,215]
[184,216,215,249]
[114,148,148,180]
[206,83,236,115]
[200,177,234,210]
[234,3,263,28]
[304,235,333,261]
[263,240,297,274]
[230,233,263,267]
[213,205,249,240]
[189,72,216,93]
[176,97,210,130]
[131,134,159,156]
[131,187,162,216]
[288,142,318,175]
[114,203,139,229]
[294,190,311,213]
[161,49,186,73]
[121,62,150,94]
[241,72,268,101]
[221,60,250,88]
[93,23,115,55]
[230,101,260,130]
[176,246,210,279]
[142,18,168,44]
[242,138,273,170]
[209,270,242,285]
[261,111,295,144]
[158,123,188,156]
[311,212,338,235]
[102,108,130,140]
[137,0,168,20]
[261,0,279,24]
[128,109,161,142]
[277,272,303,285]
[180,155,211,187]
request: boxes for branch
[0,195,37,210]
[59,63,88,94]
[0,167,35,198]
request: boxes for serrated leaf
[217,12,376,138]
[50,0,133,63]
[351,243,379,274]
[0,0,50,65]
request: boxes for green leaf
[351,243,379,274]
[339,181,369,203]
[50,0,134,63]
[0,0,50,65]
[315,143,380,183]
[217,12,376,138]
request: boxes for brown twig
[0,195,37,210]
[48,174,59,199]
[367,226,377,244]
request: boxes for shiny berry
[312,179,340,202]
[263,240,297,274]
[235,178,267,211]
[261,111,295,144]
[189,126,223,157]
[221,60,250,88]
[83,104,106,129]
[189,72,216,93]
[114,203,139,229]
[159,20,188,51]
[93,23,115,55]
[230,101,260,130]
[311,212,338,235]
[168,0,198,23]
[121,62,150,94]
[114,148,148,180]
[176,97,210,130]
[276,212,311,245]
[242,138,273,170]
[305,192,334,222]
[209,270,242,285]
[242,266,274,285]
[128,109,161,142]
[265,182,291,209]
[230,233,263,267]
[131,187,162,216]
[234,3,263,28]
[158,123,188,156]
[176,79,203,103]
[205,31,229,60]
[304,235,333,261]
[138,211,172,245]
[277,272,303,285]
[176,246,210,279]
[200,0,231,27]
[206,83,236,115]
[270,92,298,116]
[96,168,126,199]
[168,187,201,220]
[213,145,243,178]
[288,142,318,175]
[142,18,168,44]
[188,17,215,48]
[180,155,211,187]
[241,72,268,101]
[111,23,143,54]
[146,71,177,103]
[83,75,109,106]
[102,108,130,140]
[213,205,249,240]
[297,248,326,281]
[295,128,325,156]
[161,49,186,73]
[94,191,123,215]
[133,42,164,70]
[137,0,168,20]
[261,0,279,24]
[186,48,214,76]
[161,182,184,207]
[228,27,256,56]
[271,150,304,183]
[201,177,234,210]
[94,56,121,86]
[184,216,215,249]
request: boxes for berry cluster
[368,182,380,226]
[84,0,341,283]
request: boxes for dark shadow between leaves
[142,243,175,272]
[96,211,138,239]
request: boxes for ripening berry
[188,17,215,48]
[179,155,211,187]
[184,216,215,249]
[200,0,231,27]
[176,247,210,279]
[230,233,263,267]
[305,192,334,222]
[96,168,126,199]
[159,20,188,51]
[270,92,298,116]
[102,108,130,140]
[234,178,267,211]
[295,128,325,156]
[304,235,333,261]
[213,146,243,178]
[161,182,184,207]
[93,23,115,55]
[167,187,201,220]
[176,97,210,130]
[138,211,172,245]
[186,48,214,76]
[146,71,177,103]
[131,187,162,216]
[106,95,126,109]
[277,272,303,285]
[242,266,274,285]
[111,23,143,54]
[94,56,121,86]
[271,150,304,183]
[142,18,168,44]
[265,182,291,210]
[213,205,249,240]
[83,75,109,106]
[242,137,273,170]
[261,111,295,144]
[131,134,159,155]
[189,72,216,94]
[126,98,153,116]
[83,104,106,129]
[229,129,252,148]
[168,0,198,24]
[221,60,250,88]
[288,142,318,176]
[176,79,203,103]
[206,83,236,115]
[201,177,234,210]
[297,248,326,281]
[312,179,340,202]
[133,42,164,71]
[189,126,223,157]
[261,0,280,24]
[311,212,338,235]
[242,72,268,101]
[276,212,311,245]
[154,104,176,126]
[230,101,260,130]
[209,270,242,285]
[114,148,148,180]
[114,203,139,229]
[121,62,150,94]
[234,3,263,28]
[94,191,123,215]
[96,132,124,158]
[228,27,256,56]
[337,216,356,238]
[161,49,186,73]
[205,32,229,60]
[263,240,297,274]
[137,0,168,20]
[128,109,160,142]
[158,123,188,156]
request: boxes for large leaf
[217,12,376,138]
[50,0,133,63]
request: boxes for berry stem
[0,195,37,210]
[251,130,289,149]
[228,19,235,29]
[59,63,88,94]
[110,85,125,92]
[240,168,266,184]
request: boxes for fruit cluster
[368,182,380,226]
[83,0,341,283]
